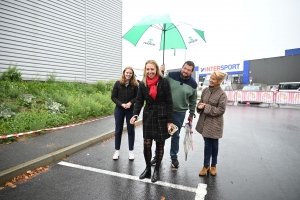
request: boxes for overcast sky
[122,0,300,70]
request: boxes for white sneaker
[113,150,119,160]
[129,151,134,160]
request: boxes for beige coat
[195,86,227,138]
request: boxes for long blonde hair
[119,66,139,86]
[142,60,164,86]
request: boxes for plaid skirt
[142,104,170,142]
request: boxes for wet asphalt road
[0,105,300,200]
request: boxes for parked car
[221,85,234,91]
[242,85,263,91]
[269,85,279,91]
[198,81,203,88]
[238,85,263,104]
[278,82,300,92]
[134,69,143,83]
[199,79,210,90]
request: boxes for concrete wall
[0,0,122,83]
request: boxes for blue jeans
[203,137,219,166]
[114,106,135,151]
[170,111,186,159]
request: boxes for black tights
[143,139,165,168]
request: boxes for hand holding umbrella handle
[160,64,165,75]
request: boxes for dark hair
[182,61,195,72]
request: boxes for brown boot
[210,166,217,176]
[199,166,210,176]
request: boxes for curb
[0,120,143,186]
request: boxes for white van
[199,74,211,90]
[278,82,300,92]
[134,69,144,83]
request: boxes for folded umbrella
[183,121,194,161]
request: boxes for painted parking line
[58,161,207,200]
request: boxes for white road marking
[58,161,207,199]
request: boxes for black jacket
[111,81,138,106]
[133,77,173,141]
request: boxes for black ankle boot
[139,167,151,179]
[151,167,159,182]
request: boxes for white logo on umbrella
[188,36,198,44]
[143,39,156,46]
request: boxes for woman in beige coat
[196,71,227,176]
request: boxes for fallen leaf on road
[102,136,115,144]
[5,182,16,188]
[3,166,49,189]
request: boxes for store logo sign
[199,63,243,74]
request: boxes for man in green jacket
[151,61,197,168]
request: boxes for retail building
[197,48,300,88]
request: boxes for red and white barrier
[276,92,300,104]
[235,91,274,103]
[224,91,300,105]
[224,91,235,102]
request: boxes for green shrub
[0,63,22,81]
[95,80,114,94]
[45,98,66,114]
[20,94,36,106]
[46,71,57,83]
[0,103,16,119]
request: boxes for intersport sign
[199,62,244,74]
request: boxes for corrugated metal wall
[0,0,122,83]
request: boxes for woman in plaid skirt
[130,60,174,183]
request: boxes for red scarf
[147,75,159,100]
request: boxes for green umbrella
[123,13,206,64]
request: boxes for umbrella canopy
[183,121,194,161]
[122,13,206,64]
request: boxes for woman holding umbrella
[130,60,174,183]
[196,71,227,176]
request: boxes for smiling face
[181,64,194,78]
[145,63,157,79]
[124,68,133,80]
[209,73,222,87]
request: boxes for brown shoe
[210,166,217,176]
[199,166,210,176]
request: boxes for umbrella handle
[162,24,166,65]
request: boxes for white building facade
[0,0,122,83]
